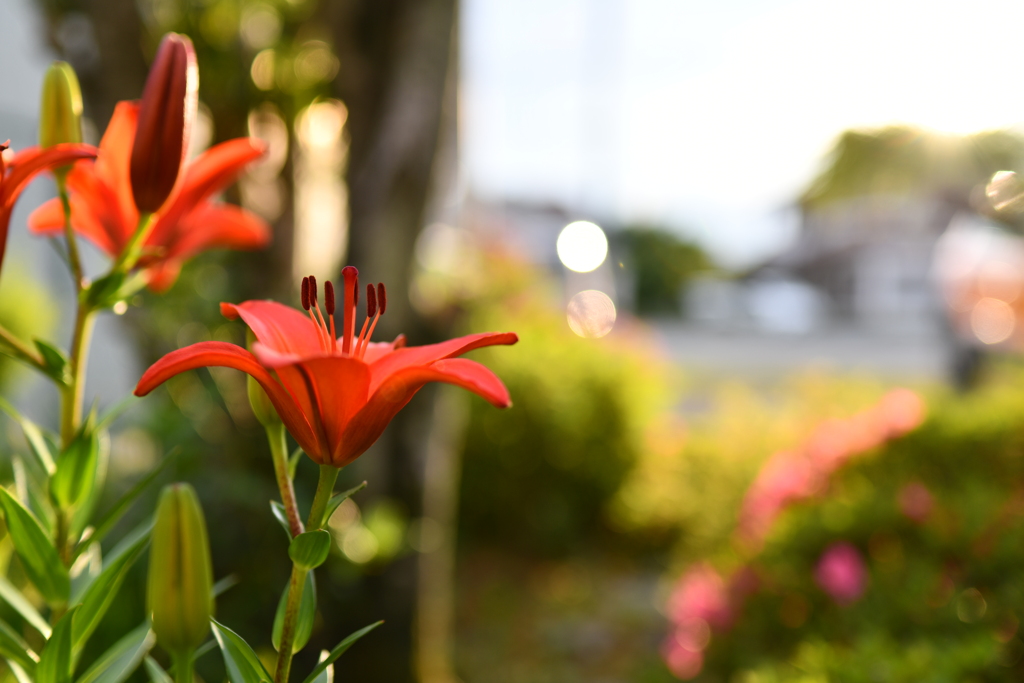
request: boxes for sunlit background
[5,0,1024,681]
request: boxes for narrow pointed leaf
[0,487,69,604]
[143,656,172,683]
[211,619,272,683]
[76,447,178,562]
[287,447,303,480]
[52,429,100,510]
[269,501,290,538]
[70,430,110,538]
[212,574,240,598]
[0,573,51,637]
[75,623,154,683]
[72,524,151,654]
[324,483,366,524]
[297,621,383,683]
[33,339,69,385]
[272,571,315,653]
[37,606,78,683]
[9,662,32,683]
[0,397,56,474]
[309,651,332,683]
[0,617,38,675]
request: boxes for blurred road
[652,322,950,380]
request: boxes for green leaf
[37,606,78,683]
[297,621,383,683]
[0,487,70,605]
[287,447,303,480]
[8,663,32,683]
[33,339,69,385]
[143,656,172,683]
[269,501,290,538]
[324,482,367,524]
[212,574,240,598]
[75,623,153,683]
[211,619,273,683]
[71,522,151,655]
[272,571,315,653]
[0,572,51,637]
[288,530,331,570]
[0,616,38,675]
[0,396,56,475]
[75,447,178,562]
[69,430,110,538]
[309,651,331,683]
[52,428,100,510]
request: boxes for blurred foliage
[456,255,681,557]
[801,126,1024,210]
[620,227,712,317]
[139,0,338,137]
[0,265,56,388]
[685,363,1024,681]
[612,373,896,566]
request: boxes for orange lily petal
[163,203,270,259]
[222,300,324,357]
[134,341,320,456]
[368,331,518,394]
[335,358,511,466]
[149,138,266,247]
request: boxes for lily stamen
[302,275,330,351]
[341,266,358,355]
[354,284,375,353]
[324,280,337,353]
[358,283,386,359]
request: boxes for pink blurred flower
[667,564,733,630]
[878,388,925,436]
[815,542,867,605]
[662,635,704,680]
[899,481,934,523]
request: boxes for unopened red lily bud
[130,33,198,213]
[39,62,83,150]
[148,483,213,656]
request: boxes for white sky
[462,0,1024,266]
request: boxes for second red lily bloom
[135,267,518,466]
[28,102,270,291]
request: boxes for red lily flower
[0,140,97,275]
[28,102,270,291]
[135,267,518,466]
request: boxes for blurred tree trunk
[322,2,459,681]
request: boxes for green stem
[0,323,46,372]
[273,564,305,683]
[306,465,339,530]
[112,212,154,273]
[57,179,84,290]
[267,423,304,538]
[60,303,95,448]
[172,650,194,683]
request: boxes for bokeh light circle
[556,221,608,273]
[566,290,616,338]
[970,297,1015,344]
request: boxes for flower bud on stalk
[246,329,281,426]
[130,33,198,213]
[39,62,83,180]
[148,483,213,657]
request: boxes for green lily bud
[247,329,280,426]
[148,483,213,656]
[39,61,83,180]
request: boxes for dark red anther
[301,276,310,311]
[0,140,9,175]
[366,284,377,318]
[308,274,318,304]
[377,283,387,315]
[324,280,335,315]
